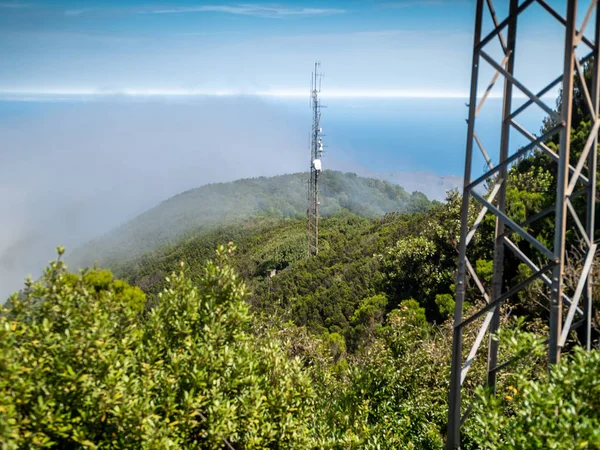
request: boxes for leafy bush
[309,299,448,449]
[468,334,600,449]
[0,246,316,449]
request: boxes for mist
[0,97,309,298]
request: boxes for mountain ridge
[69,170,436,269]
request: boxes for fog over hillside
[343,168,461,201]
[0,98,308,297]
[68,170,434,270]
[0,98,457,299]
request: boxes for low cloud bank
[0,98,308,298]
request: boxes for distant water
[264,96,548,179]
[0,96,547,179]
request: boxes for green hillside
[112,205,456,335]
[69,170,434,269]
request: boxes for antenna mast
[307,61,324,256]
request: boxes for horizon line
[0,88,552,101]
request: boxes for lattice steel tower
[447,0,599,448]
[308,62,324,256]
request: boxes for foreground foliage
[0,245,453,449]
[468,330,600,449]
[0,246,316,449]
[2,241,599,449]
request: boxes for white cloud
[148,4,346,18]
[0,98,309,297]
[59,4,346,19]
[0,88,548,100]
[0,1,29,7]
[64,9,90,16]
[379,0,469,7]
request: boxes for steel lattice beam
[446,1,599,448]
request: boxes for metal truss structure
[447,0,599,447]
[307,62,324,256]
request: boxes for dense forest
[2,69,600,448]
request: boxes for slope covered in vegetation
[70,170,433,269]
[113,201,459,345]
[3,240,599,449]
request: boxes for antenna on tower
[307,61,325,257]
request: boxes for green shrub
[0,246,316,449]
[467,331,600,449]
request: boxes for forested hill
[69,170,434,268]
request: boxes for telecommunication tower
[307,62,324,256]
[447,0,599,448]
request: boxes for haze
[0,98,308,296]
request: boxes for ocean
[265,96,548,178]
[0,96,548,178]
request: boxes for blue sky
[0,0,588,98]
